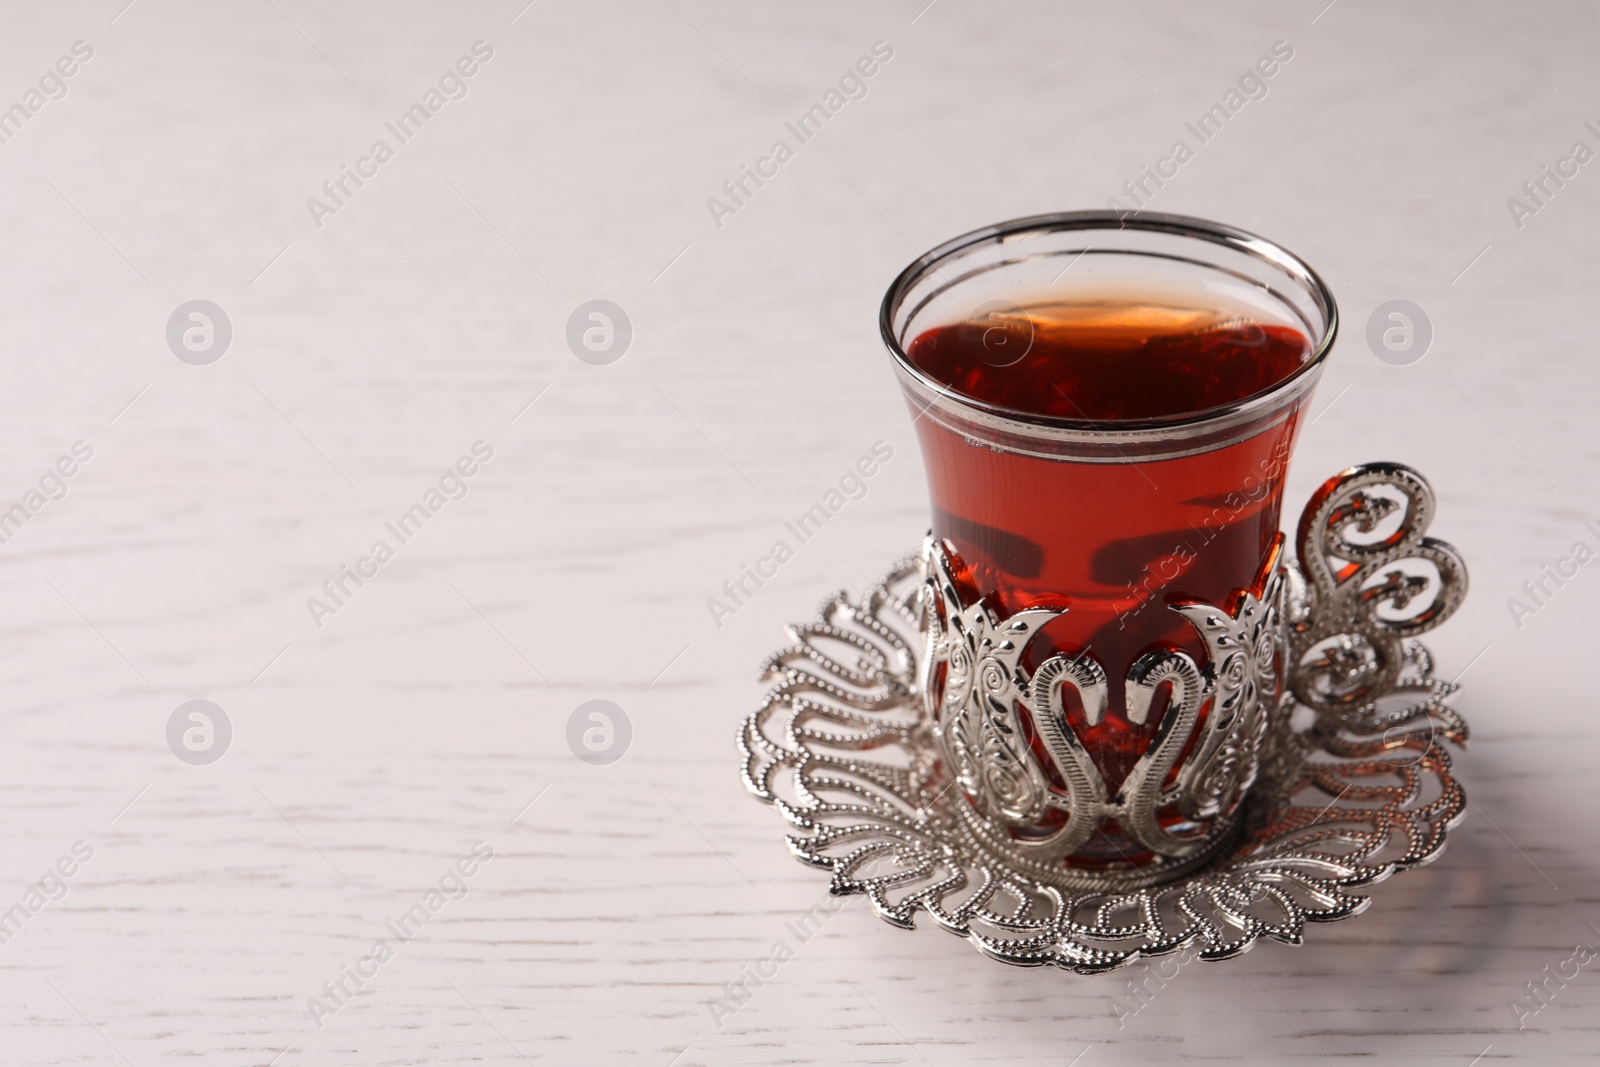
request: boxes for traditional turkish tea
[906,296,1310,795]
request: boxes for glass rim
[878,209,1340,435]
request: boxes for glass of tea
[880,211,1337,872]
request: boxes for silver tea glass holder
[739,461,1468,973]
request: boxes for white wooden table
[0,1,1595,1062]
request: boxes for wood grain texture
[0,1,1596,1063]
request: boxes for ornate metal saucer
[739,462,1469,973]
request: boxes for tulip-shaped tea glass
[881,211,1338,884]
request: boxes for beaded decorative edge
[738,462,1469,973]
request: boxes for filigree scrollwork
[1289,462,1467,717]
[1119,568,1286,855]
[922,538,1065,826]
[923,536,1286,872]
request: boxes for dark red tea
[907,300,1309,422]
[906,299,1312,807]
